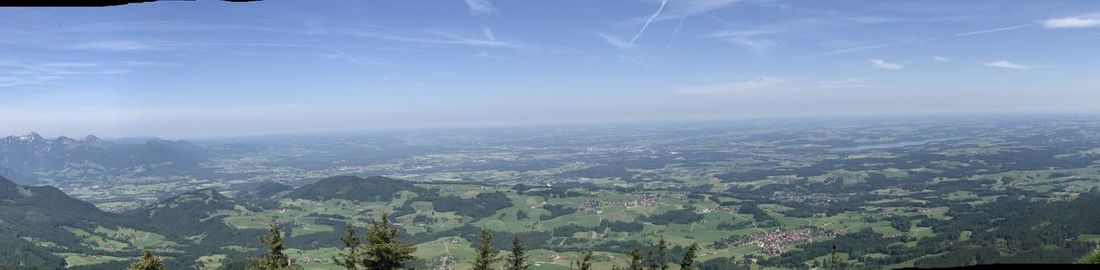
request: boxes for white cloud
[955,25,1028,37]
[671,76,869,95]
[932,56,950,62]
[1042,14,1100,29]
[981,61,1032,70]
[869,59,903,70]
[464,0,497,16]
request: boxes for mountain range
[0,132,210,185]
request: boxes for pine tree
[506,236,529,270]
[652,238,669,270]
[471,227,502,270]
[249,222,294,270]
[128,249,166,270]
[572,250,593,270]
[629,247,645,270]
[678,242,699,270]
[361,213,417,270]
[830,245,838,269]
[333,224,361,270]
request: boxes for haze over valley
[3,0,1100,269]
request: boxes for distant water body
[829,137,966,152]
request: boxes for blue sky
[1,0,1099,138]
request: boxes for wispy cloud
[672,76,869,95]
[706,30,784,52]
[932,56,950,62]
[471,52,529,62]
[318,43,399,68]
[616,0,742,32]
[0,61,128,87]
[597,33,637,49]
[0,75,63,87]
[333,25,534,50]
[673,76,787,94]
[666,17,687,48]
[869,59,903,70]
[825,43,890,55]
[822,35,940,56]
[616,55,651,66]
[955,25,1028,37]
[655,0,741,22]
[465,0,498,16]
[708,15,904,53]
[481,27,496,41]
[316,25,529,49]
[66,23,531,53]
[981,61,1032,70]
[121,60,184,67]
[69,40,160,51]
[1042,14,1100,29]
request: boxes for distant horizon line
[5,111,1097,141]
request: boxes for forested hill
[286,175,430,201]
[129,188,267,248]
[0,175,116,268]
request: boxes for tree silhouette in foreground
[1081,245,1100,264]
[472,227,502,270]
[333,224,362,270]
[650,238,669,270]
[572,250,594,270]
[679,242,699,270]
[629,247,645,270]
[506,236,530,270]
[249,222,299,270]
[128,249,166,270]
[361,213,417,270]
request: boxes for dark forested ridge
[0,175,121,268]
[287,175,428,201]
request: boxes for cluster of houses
[577,193,662,212]
[730,227,843,256]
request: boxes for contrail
[955,25,1028,37]
[667,16,686,48]
[627,0,669,48]
[320,42,380,68]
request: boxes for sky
[1,0,1099,138]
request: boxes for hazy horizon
[2,112,1093,141]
